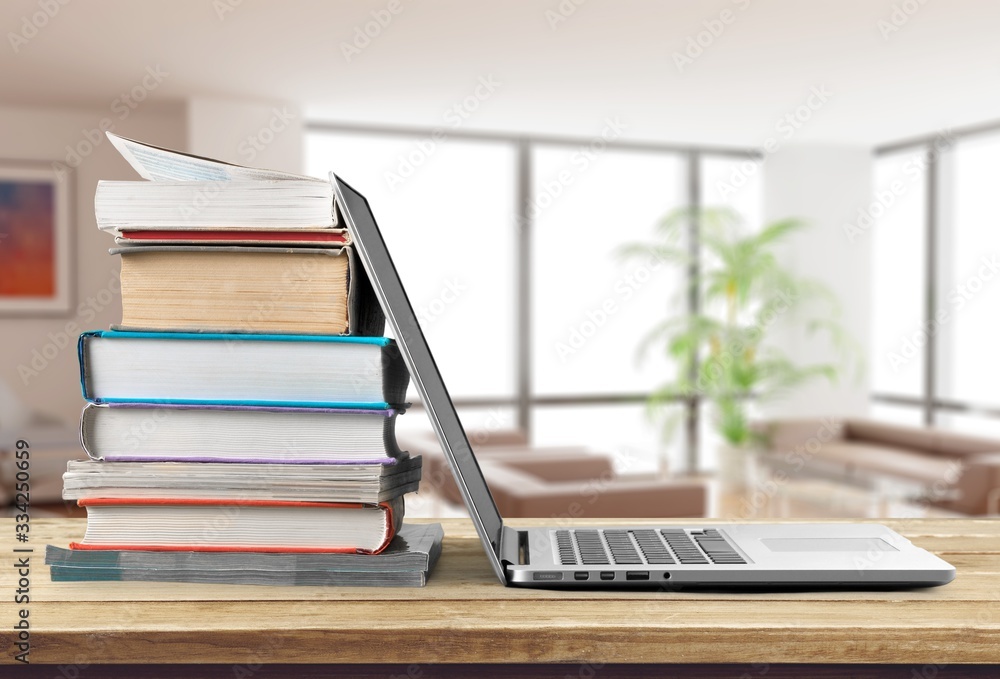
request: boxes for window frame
[873,122,1000,427]
[307,122,762,471]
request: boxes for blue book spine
[77,330,404,409]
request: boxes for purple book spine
[101,456,398,465]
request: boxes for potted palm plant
[619,207,858,485]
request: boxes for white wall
[0,102,187,427]
[762,144,873,419]
[186,98,303,175]
[0,97,305,428]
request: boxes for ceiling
[2,0,998,147]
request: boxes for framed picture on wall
[0,161,72,314]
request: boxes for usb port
[626,571,650,581]
[574,571,589,581]
[600,571,615,580]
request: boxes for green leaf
[627,205,859,449]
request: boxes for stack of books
[47,134,441,586]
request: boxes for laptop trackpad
[761,538,899,552]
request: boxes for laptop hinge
[500,526,526,566]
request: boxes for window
[869,402,925,426]
[533,403,680,475]
[937,412,1000,438]
[307,126,761,471]
[306,131,518,401]
[871,150,927,399]
[872,126,1000,433]
[942,134,1000,410]
[531,146,685,396]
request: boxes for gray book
[63,455,422,504]
[47,566,434,587]
[46,523,443,587]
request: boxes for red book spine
[119,230,348,243]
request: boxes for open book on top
[98,133,344,241]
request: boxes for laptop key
[603,530,643,565]
[573,529,610,565]
[632,529,675,565]
[692,531,747,564]
[555,529,578,565]
[661,529,710,564]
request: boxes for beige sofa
[756,418,1000,515]
[403,430,706,519]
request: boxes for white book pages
[95,180,336,230]
[107,132,324,183]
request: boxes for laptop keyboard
[555,528,746,566]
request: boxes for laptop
[333,176,956,589]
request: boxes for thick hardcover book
[112,245,384,336]
[78,402,406,464]
[63,456,423,504]
[46,523,444,587]
[77,331,409,408]
[70,496,404,554]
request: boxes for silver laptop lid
[332,175,507,582]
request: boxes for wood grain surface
[1,518,998,667]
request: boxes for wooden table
[2,518,999,677]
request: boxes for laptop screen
[333,176,507,578]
